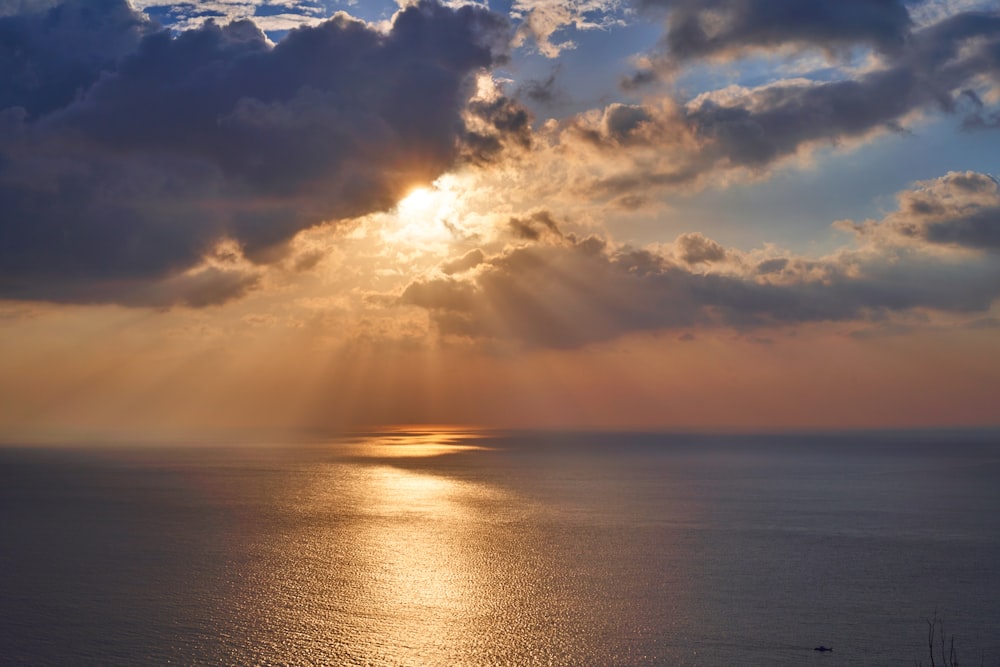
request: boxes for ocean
[2,430,998,666]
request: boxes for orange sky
[2,297,998,442]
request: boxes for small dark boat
[814,646,833,652]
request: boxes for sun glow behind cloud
[373,172,512,271]
[388,183,457,248]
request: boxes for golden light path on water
[214,428,691,665]
[230,429,547,665]
[348,464,489,662]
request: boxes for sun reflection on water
[343,429,493,459]
[332,452,512,664]
[238,429,677,665]
[239,428,521,664]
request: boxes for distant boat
[814,646,833,652]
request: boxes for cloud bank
[403,173,1000,348]
[578,8,1000,195]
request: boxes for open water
[2,430,998,666]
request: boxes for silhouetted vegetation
[916,612,998,667]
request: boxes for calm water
[2,430,999,666]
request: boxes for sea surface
[1,430,998,666]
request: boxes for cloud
[463,94,534,163]
[401,173,1000,348]
[0,0,154,118]
[508,210,564,240]
[840,171,1000,251]
[0,0,518,307]
[3,264,262,308]
[516,69,565,106]
[0,1,61,15]
[675,232,727,264]
[440,248,485,274]
[909,0,999,27]
[511,0,625,58]
[959,89,1000,129]
[129,0,329,34]
[566,10,1000,195]
[637,0,914,65]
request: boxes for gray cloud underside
[846,171,1000,250]
[404,241,1000,348]
[404,173,1000,348]
[0,0,520,306]
[588,9,1000,194]
[637,0,914,62]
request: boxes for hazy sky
[1,0,999,440]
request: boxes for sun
[386,183,457,248]
[397,187,436,218]
[378,174,492,257]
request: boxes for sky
[1,0,999,441]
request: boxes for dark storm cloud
[581,10,1000,194]
[0,0,517,306]
[402,176,1000,348]
[0,0,153,118]
[637,0,913,64]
